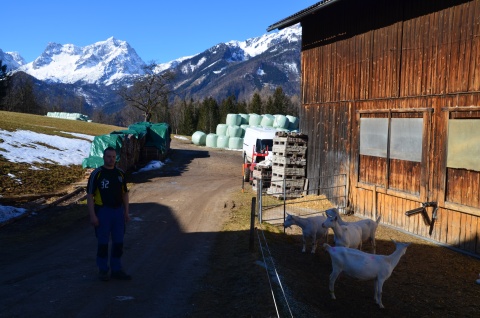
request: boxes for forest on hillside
[0,60,299,135]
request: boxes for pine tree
[219,95,237,123]
[249,92,262,114]
[272,87,288,114]
[197,97,219,133]
[179,99,196,135]
[264,95,274,114]
[237,100,248,114]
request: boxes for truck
[242,126,277,183]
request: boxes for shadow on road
[129,147,211,184]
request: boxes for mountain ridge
[1,24,301,112]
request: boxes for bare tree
[119,62,174,122]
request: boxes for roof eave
[266,0,342,32]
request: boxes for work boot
[111,270,132,280]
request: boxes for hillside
[0,111,124,197]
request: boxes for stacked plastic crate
[268,131,308,198]
[251,164,272,192]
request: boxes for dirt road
[0,138,243,317]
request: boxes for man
[87,147,131,281]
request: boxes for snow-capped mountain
[0,49,26,71]
[2,24,301,111]
[19,37,146,85]
[158,24,301,102]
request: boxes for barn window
[447,119,480,172]
[443,108,480,212]
[359,118,388,158]
[358,110,428,197]
[390,118,423,162]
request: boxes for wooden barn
[268,0,480,257]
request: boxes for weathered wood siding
[298,0,480,255]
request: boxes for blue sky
[3,1,315,64]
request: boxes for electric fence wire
[256,225,294,318]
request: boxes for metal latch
[405,202,438,235]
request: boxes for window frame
[355,108,432,202]
[442,106,480,216]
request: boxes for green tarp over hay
[145,122,171,152]
[127,122,171,151]
[126,122,150,139]
[82,122,171,169]
[82,134,123,168]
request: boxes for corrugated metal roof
[266,0,342,32]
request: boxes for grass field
[0,110,123,137]
[0,111,125,196]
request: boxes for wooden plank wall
[299,102,350,208]
[299,0,480,255]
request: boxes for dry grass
[0,110,122,137]
[0,158,86,196]
[191,187,480,318]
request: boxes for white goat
[322,215,363,250]
[283,213,328,253]
[323,240,410,308]
[326,208,381,253]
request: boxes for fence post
[283,176,286,233]
[257,178,263,223]
[250,197,256,251]
[241,152,246,193]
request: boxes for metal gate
[256,174,347,224]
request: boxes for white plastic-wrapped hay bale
[216,124,228,136]
[240,124,249,138]
[249,113,262,126]
[226,113,241,126]
[287,115,299,130]
[273,114,290,129]
[239,113,250,125]
[192,131,207,146]
[227,125,242,138]
[206,133,218,148]
[261,114,275,127]
[229,137,243,150]
[217,135,230,148]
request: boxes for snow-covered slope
[232,23,301,59]
[163,24,301,101]
[0,49,26,71]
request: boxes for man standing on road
[87,147,131,281]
